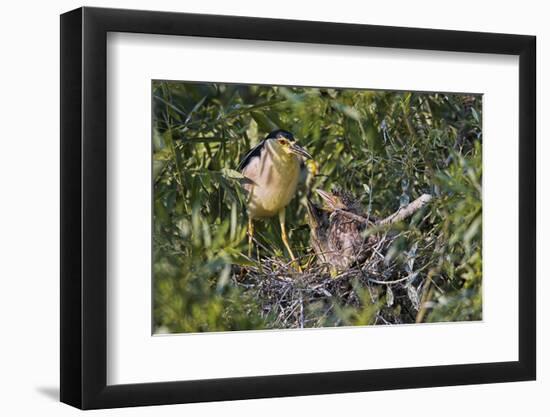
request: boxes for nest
[234,230,431,329]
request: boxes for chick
[306,188,377,272]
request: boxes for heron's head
[316,188,359,213]
[266,129,312,160]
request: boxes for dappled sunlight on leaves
[152,81,482,333]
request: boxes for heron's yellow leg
[278,209,301,272]
[247,217,254,258]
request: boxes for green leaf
[220,168,245,179]
[251,111,277,132]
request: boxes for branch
[378,194,433,226]
[331,194,433,227]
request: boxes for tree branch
[333,193,433,227]
[378,194,433,225]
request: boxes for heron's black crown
[266,129,295,142]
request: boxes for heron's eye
[278,139,288,145]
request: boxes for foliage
[152,80,482,333]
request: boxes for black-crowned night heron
[238,129,312,267]
[306,188,377,272]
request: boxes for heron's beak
[289,143,312,159]
[315,189,338,211]
[315,188,336,206]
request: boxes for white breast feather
[242,141,301,219]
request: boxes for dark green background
[152,81,482,333]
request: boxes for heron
[306,188,377,272]
[238,129,312,269]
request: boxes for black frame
[60,6,536,410]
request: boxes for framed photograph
[60,6,536,409]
